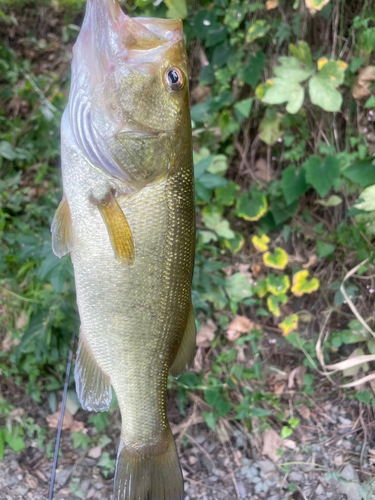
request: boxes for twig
[48,328,76,500]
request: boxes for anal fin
[95,191,135,266]
[170,302,196,378]
[74,331,112,412]
[51,195,74,258]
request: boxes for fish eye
[165,67,185,90]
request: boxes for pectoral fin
[170,302,196,378]
[74,331,112,412]
[51,195,74,258]
[95,191,135,265]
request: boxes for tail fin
[114,429,183,500]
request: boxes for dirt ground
[0,393,374,500]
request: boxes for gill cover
[68,0,187,188]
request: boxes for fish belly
[61,112,195,449]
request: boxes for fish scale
[52,2,196,492]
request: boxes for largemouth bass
[51,0,196,498]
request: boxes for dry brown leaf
[262,429,284,462]
[266,0,278,9]
[196,319,217,348]
[26,473,38,490]
[16,311,28,329]
[305,0,330,15]
[59,487,72,495]
[303,255,317,269]
[283,439,297,450]
[353,66,375,99]
[251,263,263,278]
[1,332,20,352]
[226,316,254,341]
[34,470,47,483]
[297,405,311,420]
[46,404,84,433]
[191,85,211,104]
[88,445,103,459]
[254,158,270,182]
[288,366,306,389]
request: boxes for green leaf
[215,181,239,206]
[249,407,272,417]
[342,160,375,188]
[225,273,253,303]
[4,428,25,453]
[223,232,245,254]
[266,274,290,295]
[202,206,234,239]
[202,411,217,431]
[235,192,268,221]
[0,140,17,161]
[207,154,228,175]
[267,295,287,317]
[317,241,335,258]
[273,56,312,82]
[71,431,90,450]
[246,20,270,43]
[88,413,109,433]
[356,390,372,405]
[355,185,375,211]
[289,41,312,66]
[303,155,340,197]
[281,426,293,439]
[234,98,253,121]
[318,59,345,85]
[241,51,266,88]
[281,165,308,205]
[165,0,187,19]
[279,314,299,336]
[315,195,342,207]
[259,113,283,145]
[215,220,235,239]
[309,74,342,112]
[365,95,375,108]
[0,430,4,460]
[263,78,304,114]
[263,248,288,270]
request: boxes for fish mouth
[117,119,172,138]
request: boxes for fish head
[69,0,191,188]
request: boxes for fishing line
[48,327,77,500]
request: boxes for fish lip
[118,120,171,138]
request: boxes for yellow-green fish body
[52,1,195,498]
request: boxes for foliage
[1,0,375,464]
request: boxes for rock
[81,479,91,493]
[289,471,303,482]
[268,496,280,500]
[55,467,73,487]
[237,481,247,499]
[315,484,324,495]
[330,464,361,500]
[14,485,29,496]
[338,416,352,426]
[258,460,276,474]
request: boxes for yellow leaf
[279,314,299,336]
[305,0,331,15]
[252,234,270,252]
[291,270,320,297]
[267,295,281,317]
[338,60,348,71]
[266,0,278,9]
[317,57,328,70]
[263,248,288,270]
